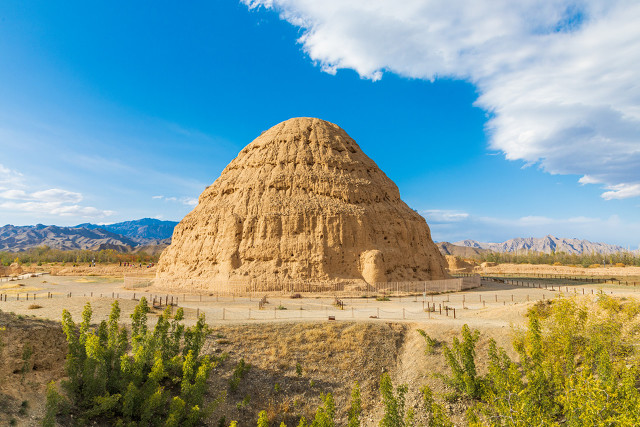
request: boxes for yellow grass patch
[0,285,42,294]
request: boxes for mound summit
[156,118,448,290]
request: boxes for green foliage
[257,410,269,427]
[460,296,640,425]
[43,381,65,427]
[379,373,413,427]
[476,249,640,267]
[236,395,250,411]
[421,385,453,427]
[347,382,362,427]
[58,298,219,425]
[441,324,482,399]
[417,329,440,354]
[21,343,33,381]
[296,362,303,377]
[310,392,335,427]
[229,358,251,392]
[0,246,160,266]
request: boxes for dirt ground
[2,264,640,426]
[478,262,640,280]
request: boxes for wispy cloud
[0,164,114,219]
[152,195,198,207]
[422,210,469,223]
[600,183,640,200]
[0,164,25,190]
[243,0,640,199]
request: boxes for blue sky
[0,1,639,247]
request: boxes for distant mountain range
[437,242,492,258]
[452,235,630,255]
[0,218,178,252]
[76,218,178,241]
[1,220,633,257]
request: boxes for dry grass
[27,304,43,310]
[206,321,406,426]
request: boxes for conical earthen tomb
[156,118,448,291]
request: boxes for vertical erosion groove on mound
[156,117,448,290]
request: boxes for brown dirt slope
[0,312,67,426]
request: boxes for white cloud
[0,163,24,190]
[422,209,469,223]
[0,188,83,204]
[153,195,198,207]
[0,166,113,219]
[0,201,114,218]
[243,0,640,199]
[601,183,640,200]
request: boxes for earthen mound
[445,255,477,273]
[156,118,448,290]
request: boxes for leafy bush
[441,324,482,399]
[229,359,251,392]
[416,329,440,354]
[48,298,221,425]
[379,373,413,427]
[454,296,640,425]
[347,382,362,427]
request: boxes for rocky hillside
[0,219,176,252]
[454,235,628,255]
[76,218,177,240]
[437,242,491,258]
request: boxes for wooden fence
[138,276,481,297]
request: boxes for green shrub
[229,359,251,392]
[57,299,219,425]
[379,373,413,427]
[417,329,440,354]
[441,324,482,399]
[465,297,640,425]
[347,382,362,427]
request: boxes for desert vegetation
[44,299,217,426]
[476,250,640,267]
[36,292,640,426]
[1,247,160,267]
